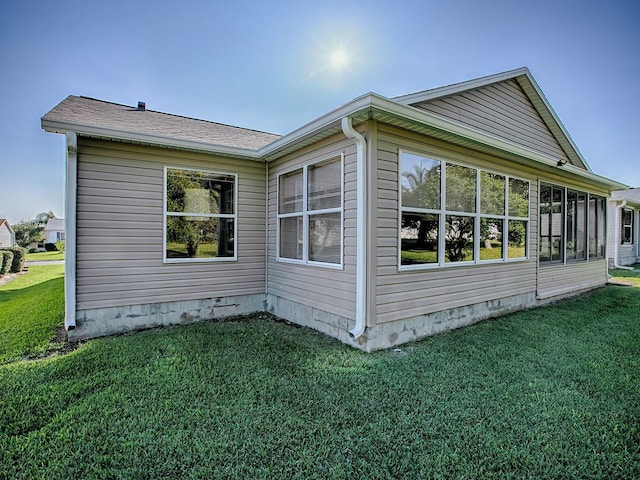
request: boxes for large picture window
[399,151,529,269]
[539,182,606,264]
[277,156,343,266]
[164,167,237,262]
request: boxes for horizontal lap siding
[267,133,358,320]
[537,261,608,298]
[374,127,538,324]
[75,138,266,310]
[412,79,570,164]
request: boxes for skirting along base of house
[69,286,603,349]
[69,294,266,342]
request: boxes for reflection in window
[400,151,530,268]
[400,213,439,265]
[445,215,474,262]
[480,218,503,260]
[277,156,343,266]
[401,154,441,210]
[165,168,236,261]
[446,164,476,213]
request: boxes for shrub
[29,247,38,253]
[1,246,27,273]
[44,242,58,252]
[55,240,65,252]
[0,250,14,276]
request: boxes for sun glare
[328,47,349,70]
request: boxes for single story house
[608,188,640,267]
[0,219,15,247]
[44,217,66,244]
[42,67,627,351]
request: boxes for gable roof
[42,68,627,191]
[44,217,65,232]
[393,67,590,171]
[42,96,281,155]
[0,219,13,233]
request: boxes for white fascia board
[258,93,375,158]
[41,118,262,160]
[258,91,626,191]
[515,73,593,172]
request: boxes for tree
[35,211,55,228]
[12,211,56,248]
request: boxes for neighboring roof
[393,67,590,171]
[44,217,65,231]
[0,219,13,233]
[611,187,640,205]
[42,96,281,154]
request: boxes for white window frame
[163,166,238,263]
[398,149,530,271]
[621,208,635,244]
[276,154,344,269]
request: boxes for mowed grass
[610,265,640,287]
[0,265,65,364]
[25,251,65,262]
[1,284,639,478]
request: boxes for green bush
[1,246,27,273]
[0,250,14,276]
[55,240,65,252]
[44,242,58,252]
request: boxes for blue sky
[1,0,638,224]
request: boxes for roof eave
[41,117,263,160]
[259,92,625,191]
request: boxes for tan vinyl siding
[374,125,538,324]
[75,138,266,310]
[411,79,571,165]
[266,132,359,320]
[537,261,608,299]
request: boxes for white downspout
[65,132,78,329]
[341,117,367,339]
[614,200,633,271]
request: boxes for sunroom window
[277,156,343,266]
[399,151,529,269]
[164,167,236,262]
[539,182,606,263]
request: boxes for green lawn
[610,265,640,287]
[1,281,639,478]
[25,251,65,262]
[0,265,65,364]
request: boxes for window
[399,151,529,269]
[164,167,237,262]
[622,208,634,244]
[589,195,606,259]
[566,190,587,261]
[539,182,606,263]
[277,156,343,266]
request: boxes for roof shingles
[42,96,281,151]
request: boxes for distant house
[608,188,640,267]
[44,217,65,244]
[0,219,15,247]
[42,67,627,351]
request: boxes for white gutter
[341,117,367,339]
[613,200,634,270]
[64,132,78,329]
